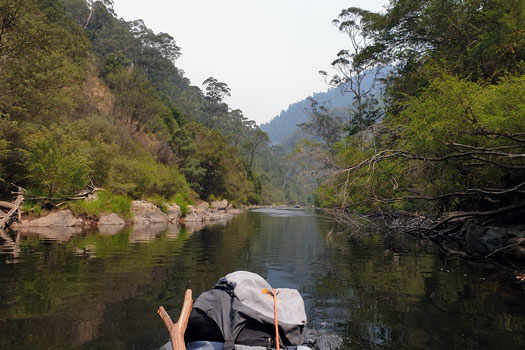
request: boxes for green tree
[22,125,92,196]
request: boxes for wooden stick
[158,289,193,350]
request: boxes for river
[1,208,525,349]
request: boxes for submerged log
[158,289,193,350]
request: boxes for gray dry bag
[187,271,307,350]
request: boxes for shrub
[22,125,92,196]
[107,154,194,201]
[69,190,132,218]
[172,193,192,216]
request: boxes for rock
[17,210,83,228]
[195,201,209,212]
[211,200,228,210]
[509,238,525,260]
[464,223,525,258]
[183,201,242,224]
[184,220,206,233]
[130,222,167,242]
[98,224,124,236]
[465,223,492,256]
[131,200,168,225]
[304,329,343,350]
[98,213,125,226]
[227,208,243,215]
[166,223,181,239]
[184,204,206,222]
[97,214,125,235]
[167,203,181,223]
[19,226,82,241]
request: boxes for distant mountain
[260,87,351,145]
[261,70,388,146]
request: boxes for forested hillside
[261,87,353,145]
[0,0,304,207]
[302,0,525,227]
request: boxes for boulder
[211,200,228,210]
[98,213,125,226]
[184,220,206,234]
[130,222,167,242]
[131,200,168,225]
[203,211,233,221]
[227,208,243,215]
[19,226,82,241]
[17,209,83,228]
[195,201,209,212]
[464,223,525,258]
[184,204,204,222]
[167,203,181,223]
[166,223,181,239]
[98,224,124,236]
[304,329,343,350]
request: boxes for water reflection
[0,209,524,350]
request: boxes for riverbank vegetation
[303,0,524,219]
[297,0,525,260]
[0,0,301,210]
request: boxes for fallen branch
[370,182,525,203]
[485,238,525,258]
[0,187,23,229]
[23,180,103,203]
[0,201,16,209]
[157,289,193,350]
[340,148,525,175]
[427,202,525,231]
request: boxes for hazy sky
[113,1,388,125]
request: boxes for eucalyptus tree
[85,0,113,28]
[203,77,231,104]
[319,7,385,136]
[201,77,231,128]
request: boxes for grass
[172,193,191,216]
[21,201,45,218]
[69,190,132,218]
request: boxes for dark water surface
[1,208,525,349]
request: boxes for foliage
[312,0,525,220]
[21,124,93,196]
[69,190,132,218]
[0,0,274,207]
[107,154,193,200]
[202,77,231,104]
[183,122,258,203]
[0,0,90,123]
[172,193,191,216]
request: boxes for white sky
[113,1,388,125]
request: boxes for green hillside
[0,0,303,206]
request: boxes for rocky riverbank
[11,199,245,234]
[378,212,525,262]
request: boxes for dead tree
[0,186,23,230]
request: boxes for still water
[1,208,525,349]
